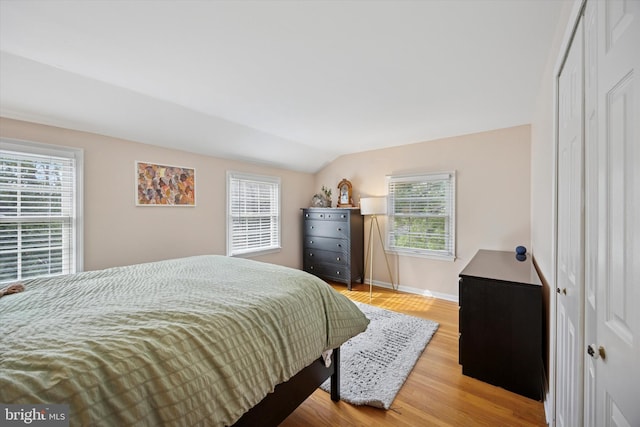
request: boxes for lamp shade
[360,197,387,216]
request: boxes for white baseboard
[544,390,553,426]
[365,278,458,303]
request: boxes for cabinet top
[301,207,361,212]
[459,249,541,286]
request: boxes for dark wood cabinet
[301,208,363,290]
[459,249,544,400]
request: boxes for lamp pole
[369,215,375,302]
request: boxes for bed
[0,255,369,426]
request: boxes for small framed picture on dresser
[337,178,354,207]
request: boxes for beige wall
[0,117,314,271]
[2,118,533,300]
[530,0,576,418]
[315,125,532,299]
[531,0,574,292]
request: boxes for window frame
[226,171,281,257]
[0,139,84,283]
[386,171,456,261]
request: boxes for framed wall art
[136,161,196,206]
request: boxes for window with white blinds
[0,141,82,283]
[227,172,281,257]
[387,172,456,260]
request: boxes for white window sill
[387,248,455,262]
[228,246,282,258]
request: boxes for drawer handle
[337,243,342,248]
[310,266,314,270]
[336,257,341,261]
[310,226,314,229]
[337,227,342,232]
[341,215,346,218]
[309,240,313,244]
[309,253,313,257]
[336,271,340,275]
[305,214,309,217]
[320,214,324,218]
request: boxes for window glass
[227,172,281,256]
[0,141,82,283]
[387,172,456,260]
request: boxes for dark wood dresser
[301,208,364,290]
[458,249,544,400]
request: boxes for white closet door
[583,1,598,425]
[556,17,585,427]
[591,0,640,425]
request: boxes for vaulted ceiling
[0,0,567,172]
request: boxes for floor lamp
[360,197,395,302]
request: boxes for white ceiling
[0,0,567,173]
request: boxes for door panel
[584,2,598,426]
[593,0,640,425]
[556,17,584,427]
[557,2,639,426]
[557,301,567,427]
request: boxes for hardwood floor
[281,283,547,427]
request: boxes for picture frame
[135,161,196,206]
[337,178,354,207]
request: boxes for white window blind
[387,172,456,260]
[227,172,281,256]
[0,146,80,283]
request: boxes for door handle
[556,288,567,295]
[587,344,606,360]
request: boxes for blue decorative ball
[516,253,527,262]
[516,246,527,255]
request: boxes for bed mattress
[0,255,369,426]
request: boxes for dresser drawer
[303,235,348,252]
[305,220,349,238]
[304,262,350,282]
[303,211,349,221]
[304,248,348,266]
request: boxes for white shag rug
[320,301,439,409]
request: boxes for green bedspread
[0,255,369,426]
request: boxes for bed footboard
[233,347,341,426]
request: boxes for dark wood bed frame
[233,347,340,426]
